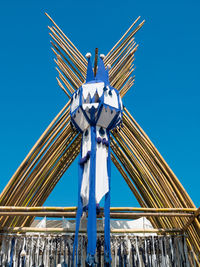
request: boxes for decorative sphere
[70,80,123,132]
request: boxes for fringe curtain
[0,234,197,267]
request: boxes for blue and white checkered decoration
[70,59,123,132]
[71,54,123,266]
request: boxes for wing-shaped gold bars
[46,13,144,97]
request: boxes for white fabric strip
[81,126,109,206]
[12,238,16,267]
[119,95,123,110]
[80,126,91,207]
[7,237,12,264]
[95,126,109,204]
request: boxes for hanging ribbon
[73,141,84,267]
[86,126,97,266]
[104,132,111,266]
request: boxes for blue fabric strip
[73,139,84,266]
[132,246,136,267]
[104,131,112,265]
[86,57,94,82]
[123,254,127,267]
[9,237,15,267]
[79,86,83,106]
[86,126,97,261]
[89,106,97,125]
[118,245,123,267]
[96,57,108,85]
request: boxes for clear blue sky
[0,0,199,208]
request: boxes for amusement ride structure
[0,14,199,266]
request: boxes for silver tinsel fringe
[0,234,198,266]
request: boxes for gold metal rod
[51,40,86,77]
[45,13,87,65]
[51,25,87,70]
[0,207,196,212]
[183,207,200,231]
[0,212,193,218]
[106,20,145,65]
[119,77,134,97]
[56,67,75,94]
[0,227,183,234]
[55,59,79,89]
[105,16,141,60]
[49,27,86,76]
[56,77,71,98]
[56,56,82,87]
[94,48,98,77]
[108,38,135,68]
[109,43,137,77]
[51,46,85,82]
[0,102,70,205]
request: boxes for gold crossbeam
[0,206,196,212]
[0,227,182,234]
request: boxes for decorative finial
[86,53,94,82]
[107,64,111,70]
[85,52,91,58]
[100,54,105,59]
